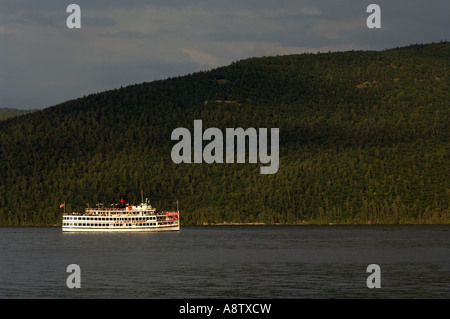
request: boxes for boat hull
[62,224,180,232]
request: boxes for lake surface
[0,225,448,298]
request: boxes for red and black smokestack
[119,196,126,208]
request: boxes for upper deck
[63,201,177,217]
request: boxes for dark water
[0,225,448,298]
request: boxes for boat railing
[64,210,179,217]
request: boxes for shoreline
[0,222,449,227]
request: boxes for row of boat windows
[63,216,157,221]
[63,222,158,227]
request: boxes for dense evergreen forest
[0,42,449,226]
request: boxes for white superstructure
[62,198,179,232]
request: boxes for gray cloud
[0,0,448,109]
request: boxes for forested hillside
[0,42,448,225]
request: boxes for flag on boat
[59,203,65,208]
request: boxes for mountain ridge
[0,42,449,225]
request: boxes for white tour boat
[62,197,180,232]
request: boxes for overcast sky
[1,0,449,109]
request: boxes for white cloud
[299,7,321,16]
[181,47,220,68]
